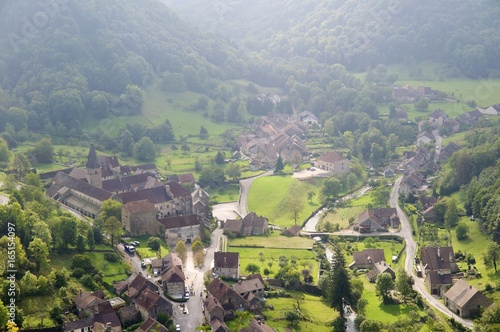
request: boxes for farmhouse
[161,265,185,299]
[241,212,269,235]
[425,270,452,296]
[298,110,319,126]
[349,249,385,270]
[416,131,434,146]
[354,208,400,233]
[137,317,169,332]
[429,108,449,126]
[444,279,492,318]
[315,151,350,174]
[420,246,459,277]
[214,252,240,279]
[366,261,396,283]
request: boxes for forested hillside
[0,0,249,136]
[165,0,500,75]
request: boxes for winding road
[390,177,473,329]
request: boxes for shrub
[72,268,85,278]
[104,252,118,262]
[147,237,161,250]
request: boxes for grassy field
[263,293,339,331]
[320,205,366,230]
[124,235,171,259]
[228,245,319,282]
[247,176,324,228]
[228,233,315,249]
[449,218,500,298]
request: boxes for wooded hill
[0,0,250,134]
[165,0,500,75]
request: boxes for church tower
[86,143,102,188]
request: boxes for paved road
[390,177,473,330]
[238,170,273,216]
[173,228,224,331]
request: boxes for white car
[176,324,180,331]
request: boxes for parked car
[185,292,190,300]
[132,241,140,246]
[141,261,146,269]
[125,245,135,254]
[176,324,180,331]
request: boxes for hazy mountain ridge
[0,0,247,132]
[164,0,500,74]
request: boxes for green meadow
[247,176,323,228]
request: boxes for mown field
[227,233,320,283]
[247,176,323,228]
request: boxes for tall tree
[59,217,77,249]
[103,216,122,246]
[99,199,122,222]
[133,136,156,162]
[289,198,304,225]
[175,240,187,262]
[395,268,412,300]
[226,163,241,180]
[484,243,500,273]
[215,151,225,164]
[376,272,394,300]
[444,199,459,228]
[274,156,284,174]
[87,228,95,251]
[32,137,54,163]
[325,245,353,317]
[28,237,49,273]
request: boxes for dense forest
[0,0,252,138]
[166,0,500,76]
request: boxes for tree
[59,217,77,248]
[28,237,49,273]
[324,245,353,317]
[87,228,95,251]
[71,254,93,271]
[175,240,187,262]
[415,98,429,112]
[76,234,86,252]
[289,198,304,225]
[474,303,500,332]
[9,153,31,180]
[181,143,190,154]
[0,137,10,164]
[192,240,203,253]
[199,167,225,187]
[360,319,384,332]
[0,300,8,330]
[215,151,225,165]
[395,268,412,300]
[99,199,122,222]
[119,130,134,156]
[307,191,316,203]
[226,163,241,181]
[245,263,260,274]
[32,137,54,163]
[274,156,284,174]
[133,137,156,162]
[444,199,459,228]
[263,268,271,278]
[321,177,342,203]
[199,126,208,139]
[376,272,394,300]
[103,216,122,246]
[455,221,470,240]
[484,243,500,273]
[147,237,161,250]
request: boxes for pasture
[247,175,323,228]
